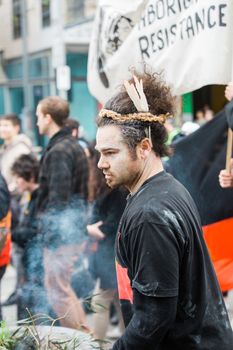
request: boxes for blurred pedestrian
[87,150,125,340]
[195,109,206,126]
[225,82,233,102]
[164,119,184,145]
[203,105,214,122]
[64,118,91,158]
[0,114,32,307]
[11,154,47,319]
[95,72,233,349]
[181,120,200,136]
[36,96,89,330]
[0,114,32,192]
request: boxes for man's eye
[104,151,115,156]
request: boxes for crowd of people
[0,98,124,342]
[0,74,232,349]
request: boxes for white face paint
[96,125,142,190]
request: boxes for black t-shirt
[115,171,233,350]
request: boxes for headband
[98,109,170,124]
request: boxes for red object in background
[97,102,103,111]
[0,210,12,267]
[116,260,133,304]
[203,217,233,292]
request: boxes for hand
[87,221,106,241]
[219,159,233,188]
[225,83,233,101]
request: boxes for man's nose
[97,156,108,169]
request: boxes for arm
[87,221,105,240]
[12,194,38,246]
[113,291,177,350]
[114,220,182,349]
[11,222,37,247]
[0,174,10,220]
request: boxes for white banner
[87,0,233,103]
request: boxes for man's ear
[138,138,152,159]
[45,113,52,125]
[14,125,20,134]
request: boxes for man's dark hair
[97,71,176,157]
[2,114,21,128]
[64,118,80,132]
[11,154,39,183]
[39,96,69,127]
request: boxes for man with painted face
[95,72,233,350]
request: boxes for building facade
[0,0,98,144]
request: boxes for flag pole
[225,128,233,173]
[225,55,233,173]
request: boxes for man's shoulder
[41,136,87,172]
[51,135,83,153]
[46,136,82,157]
[125,172,196,228]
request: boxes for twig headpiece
[98,75,172,124]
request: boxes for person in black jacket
[11,154,47,318]
[95,72,233,350]
[36,96,89,330]
[87,149,126,340]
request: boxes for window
[12,0,21,39]
[65,0,85,26]
[42,0,50,27]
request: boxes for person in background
[0,114,32,192]
[203,105,214,122]
[164,119,184,145]
[10,154,47,319]
[181,120,200,136]
[219,82,233,189]
[0,173,11,319]
[225,82,233,103]
[95,72,233,350]
[195,109,206,126]
[64,118,91,158]
[0,114,32,307]
[36,96,89,330]
[87,149,125,341]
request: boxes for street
[1,265,120,348]
[1,265,233,334]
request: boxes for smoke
[15,191,122,327]
[39,197,90,248]
[17,196,95,322]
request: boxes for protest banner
[88,0,233,103]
